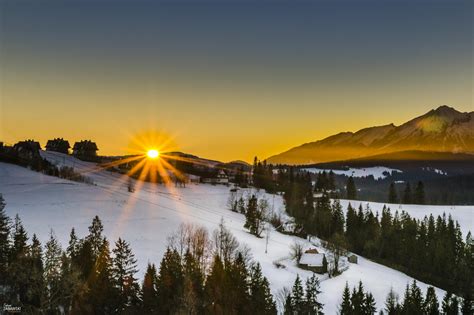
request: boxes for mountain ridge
[267,105,474,165]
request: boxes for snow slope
[2,152,471,313]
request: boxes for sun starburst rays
[49,130,203,239]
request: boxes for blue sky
[1,0,472,161]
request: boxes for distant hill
[267,105,474,165]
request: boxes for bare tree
[235,243,253,266]
[254,197,270,237]
[167,223,192,256]
[226,189,241,211]
[167,223,211,270]
[213,218,239,266]
[290,241,304,262]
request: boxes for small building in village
[348,254,358,264]
[13,140,42,161]
[216,170,229,184]
[46,138,70,154]
[73,140,98,161]
[298,248,328,274]
[202,170,229,185]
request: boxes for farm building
[73,140,98,161]
[202,170,229,185]
[13,140,41,160]
[348,254,358,264]
[46,138,70,154]
[298,248,328,274]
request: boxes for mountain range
[267,105,474,165]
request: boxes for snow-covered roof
[299,253,325,267]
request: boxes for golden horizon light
[147,149,160,159]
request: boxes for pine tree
[182,271,199,315]
[225,252,249,314]
[403,183,412,204]
[423,286,439,315]
[182,251,204,315]
[322,254,328,274]
[74,238,94,281]
[346,177,357,200]
[142,263,159,313]
[291,275,304,314]
[30,234,44,273]
[340,282,353,315]
[67,228,79,259]
[112,237,140,311]
[410,280,424,313]
[331,199,345,236]
[44,230,63,313]
[443,292,460,315]
[328,170,336,191]
[157,247,184,314]
[87,215,105,259]
[402,280,424,314]
[8,214,30,304]
[58,252,80,314]
[0,194,10,284]
[379,206,393,260]
[351,282,365,314]
[345,203,358,250]
[249,262,276,314]
[11,214,28,260]
[385,287,401,315]
[304,274,323,314]
[87,239,117,314]
[28,234,45,309]
[237,197,246,214]
[451,297,460,315]
[204,255,226,314]
[314,192,332,238]
[388,182,398,204]
[461,290,473,315]
[245,195,264,237]
[284,293,294,315]
[364,292,376,314]
[414,181,425,204]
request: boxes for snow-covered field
[2,152,471,313]
[303,166,402,180]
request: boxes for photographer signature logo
[2,304,21,313]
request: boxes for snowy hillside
[2,152,471,312]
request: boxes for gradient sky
[0,0,472,162]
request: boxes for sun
[147,149,160,159]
